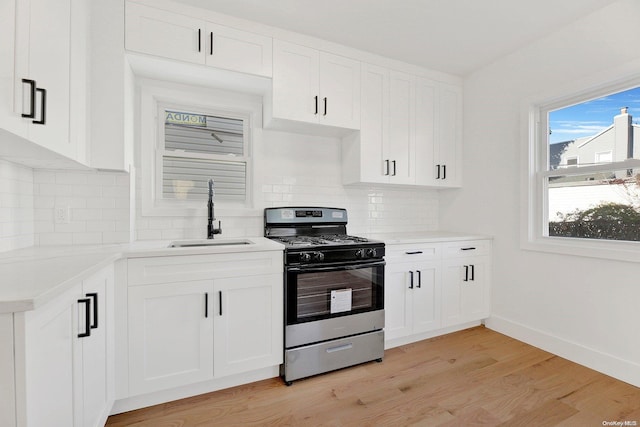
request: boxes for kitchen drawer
[128,251,283,286]
[284,329,384,383]
[442,240,491,258]
[385,243,441,261]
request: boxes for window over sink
[139,80,260,217]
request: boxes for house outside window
[524,83,640,261]
[139,81,261,217]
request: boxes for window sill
[521,236,640,263]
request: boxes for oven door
[285,260,384,326]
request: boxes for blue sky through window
[549,86,640,144]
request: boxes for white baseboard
[385,321,482,350]
[485,315,640,387]
[110,366,280,415]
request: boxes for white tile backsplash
[2,128,439,250]
[33,170,131,246]
[0,159,34,252]
[134,130,439,240]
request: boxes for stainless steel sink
[168,239,253,248]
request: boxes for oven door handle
[288,260,386,273]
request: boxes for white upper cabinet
[0,0,89,167]
[343,62,462,188]
[267,39,360,132]
[125,2,272,77]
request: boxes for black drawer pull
[405,251,423,255]
[21,79,36,118]
[461,247,476,251]
[78,298,91,338]
[86,293,98,329]
[33,87,46,125]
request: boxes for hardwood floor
[106,326,640,426]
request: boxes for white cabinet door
[441,256,490,327]
[435,83,462,187]
[80,267,112,427]
[353,63,389,184]
[0,0,28,138]
[15,0,72,157]
[319,52,360,128]
[214,273,283,377]
[18,284,81,427]
[270,40,360,131]
[205,23,272,77]
[128,280,214,395]
[415,77,437,185]
[272,40,320,124]
[411,262,441,334]
[383,261,413,341]
[387,71,416,184]
[125,2,205,65]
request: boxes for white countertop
[0,232,491,314]
[366,230,492,244]
[0,237,283,314]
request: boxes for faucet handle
[213,220,222,235]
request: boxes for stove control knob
[355,249,365,259]
[314,252,325,262]
[299,252,312,262]
[366,248,377,258]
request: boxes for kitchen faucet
[207,178,222,239]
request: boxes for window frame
[521,77,640,263]
[139,80,262,218]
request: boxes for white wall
[440,0,640,386]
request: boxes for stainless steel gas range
[264,207,385,385]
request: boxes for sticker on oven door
[330,289,352,314]
[332,211,344,219]
[280,209,294,219]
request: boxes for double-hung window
[525,82,640,261]
[140,81,260,217]
[161,108,248,202]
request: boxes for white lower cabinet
[385,239,491,347]
[125,251,284,396]
[13,265,113,427]
[128,280,214,395]
[385,260,440,341]
[442,255,490,327]
[214,274,283,377]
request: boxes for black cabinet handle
[77,298,91,338]
[198,29,201,52]
[205,292,209,318]
[86,293,98,329]
[218,291,222,316]
[461,247,476,251]
[392,160,396,176]
[405,250,423,255]
[442,165,447,180]
[464,265,469,282]
[21,79,36,118]
[314,95,318,115]
[210,31,213,55]
[470,265,475,281]
[33,87,46,125]
[436,164,441,179]
[416,270,421,288]
[323,97,327,116]
[409,271,414,289]
[384,159,390,176]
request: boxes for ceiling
[174,0,618,76]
